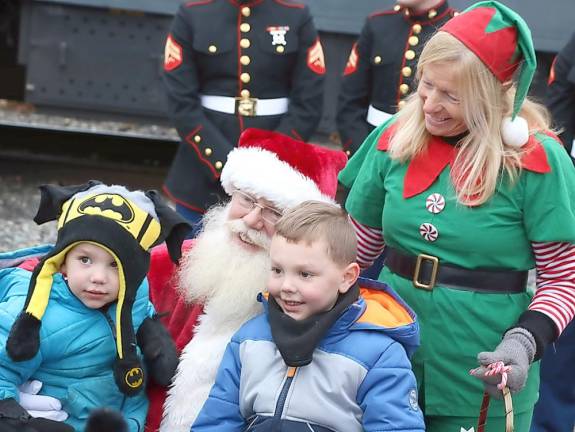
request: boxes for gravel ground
[0,174,57,251]
[0,156,167,252]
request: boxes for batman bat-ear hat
[6,181,190,395]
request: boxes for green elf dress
[339,118,575,428]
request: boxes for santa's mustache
[226,219,272,250]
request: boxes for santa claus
[145,128,347,432]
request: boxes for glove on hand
[136,315,179,387]
[18,380,68,422]
[0,398,73,432]
[470,327,536,399]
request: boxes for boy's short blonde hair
[274,201,357,267]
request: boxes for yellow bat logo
[78,194,135,223]
[125,367,144,388]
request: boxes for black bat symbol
[125,367,144,388]
[78,194,134,223]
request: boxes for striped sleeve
[349,215,385,269]
[530,241,575,334]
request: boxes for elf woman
[339,2,575,431]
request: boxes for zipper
[101,309,117,339]
[272,366,298,422]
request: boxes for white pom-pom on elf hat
[441,0,536,147]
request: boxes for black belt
[384,247,528,293]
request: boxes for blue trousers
[530,319,575,432]
[175,204,204,239]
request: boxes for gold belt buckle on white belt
[235,96,258,116]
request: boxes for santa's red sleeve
[145,239,205,432]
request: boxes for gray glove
[470,327,536,399]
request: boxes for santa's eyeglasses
[232,190,283,225]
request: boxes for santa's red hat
[220,129,347,209]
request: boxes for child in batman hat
[0,180,190,432]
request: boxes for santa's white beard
[176,203,270,323]
[161,204,270,432]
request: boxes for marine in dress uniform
[546,31,575,155]
[530,31,575,432]
[162,0,325,219]
[337,0,455,155]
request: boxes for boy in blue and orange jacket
[193,201,425,432]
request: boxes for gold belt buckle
[235,96,257,116]
[413,253,439,290]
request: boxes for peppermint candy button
[419,223,438,242]
[426,193,445,214]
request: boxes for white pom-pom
[501,116,529,147]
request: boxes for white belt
[200,95,289,116]
[366,105,393,127]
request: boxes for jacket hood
[352,277,420,357]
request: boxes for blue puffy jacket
[193,277,425,432]
[0,246,151,432]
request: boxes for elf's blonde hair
[389,31,551,205]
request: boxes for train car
[0,0,572,142]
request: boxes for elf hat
[440,1,536,147]
[6,180,190,395]
[220,128,348,209]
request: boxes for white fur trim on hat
[501,116,529,147]
[220,147,337,210]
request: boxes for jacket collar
[399,0,452,24]
[262,284,361,367]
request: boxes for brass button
[208,45,217,53]
[412,24,422,34]
[394,4,401,11]
[398,100,407,109]
[408,36,419,46]
[194,135,201,143]
[240,73,251,83]
[400,83,410,95]
[374,55,382,64]
[240,23,251,33]
[240,38,251,49]
[240,55,251,65]
[428,9,437,18]
[402,66,412,77]
[215,161,223,170]
[405,50,415,60]
[240,89,250,98]
[204,147,213,156]
[241,6,250,17]
[276,45,285,53]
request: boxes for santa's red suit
[146,239,200,432]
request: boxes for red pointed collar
[377,126,551,199]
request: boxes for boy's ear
[339,262,360,294]
[33,180,102,224]
[145,190,192,263]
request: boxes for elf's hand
[136,315,179,386]
[18,380,68,422]
[470,327,536,399]
[0,398,73,432]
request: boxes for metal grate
[20,1,171,117]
